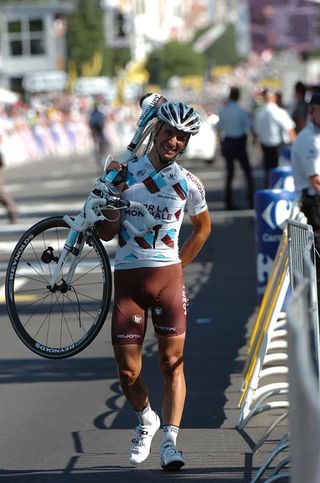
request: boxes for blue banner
[269,166,295,192]
[255,189,296,300]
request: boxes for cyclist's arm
[179,209,211,268]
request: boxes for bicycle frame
[47,104,161,292]
[5,92,166,359]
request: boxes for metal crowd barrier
[237,229,290,432]
[287,220,320,385]
[287,276,320,483]
[237,215,320,482]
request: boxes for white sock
[136,404,157,426]
[161,425,179,447]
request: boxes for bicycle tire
[5,216,112,359]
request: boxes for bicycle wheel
[5,216,112,359]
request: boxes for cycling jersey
[115,154,207,269]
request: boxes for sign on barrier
[269,166,295,192]
[22,70,68,92]
[255,189,295,300]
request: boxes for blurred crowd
[0,75,314,168]
[0,92,141,167]
[0,78,317,222]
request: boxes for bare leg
[0,178,18,223]
[157,333,186,426]
[113,344,150,411]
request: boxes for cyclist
[104,101,211,470]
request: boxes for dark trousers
[221,135,254,208]
[261,144,280,187]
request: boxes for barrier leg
[250,434,289,483]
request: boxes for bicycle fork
[46,229,86,292]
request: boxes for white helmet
[157,102,201,135]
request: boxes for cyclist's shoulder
[127,153,149,170]
[178,164,204,184]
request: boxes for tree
[194,23,244,69]
[101,47,131,77]
[66,0,105,76]
[145,41,206,87]
[66,0,130,77]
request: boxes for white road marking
[0,238,117,253]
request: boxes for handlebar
[63,173,162,245]
[123,201,162,239]
[63,198,107,232]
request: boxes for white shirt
[217,101,251,138]
[254,103,295,146]
[115,154,208,269]
[291,121,320,195]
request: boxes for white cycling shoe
[160,442,185,471]
[129,414,160,465]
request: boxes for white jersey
[115,154,207,269]
[254,103,295,146]
[291,121,320,195]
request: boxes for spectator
[291,81,308,134]
[88,100,109,167]
[275,90,284,108]
[217,86,254,210]
[0,132,18,223]
[253,88,296,186]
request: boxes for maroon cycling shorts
[111,263,187,345]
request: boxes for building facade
[0,0,246,92]
[0,2,72,91]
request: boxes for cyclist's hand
[105,160,127,173]
[106,161,128,190]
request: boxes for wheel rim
[6,218,110,358]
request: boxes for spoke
[33,296,59,339]
[53,292,83,344]
[19,256,51,284]
[23,292,58,331]
[70,288,103,303]
[72,262,104,284]
[13,286,50,294]
[15,291,52,313]
[64,290,102,322]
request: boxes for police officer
[217,86,254,210]
[291,92,320,302]
[254,88,296,186]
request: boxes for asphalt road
[0,147,284,482]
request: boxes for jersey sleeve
[185,171,208,216]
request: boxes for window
[30,38,45,55]
[114,12,126,38]
[135,0,145,15]
[29,19,43,32]
[8,20,22,33]
[106,8,130,48]
[10,40,23,56]
[7,17,45,56]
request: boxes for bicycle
[5,93,166,359]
